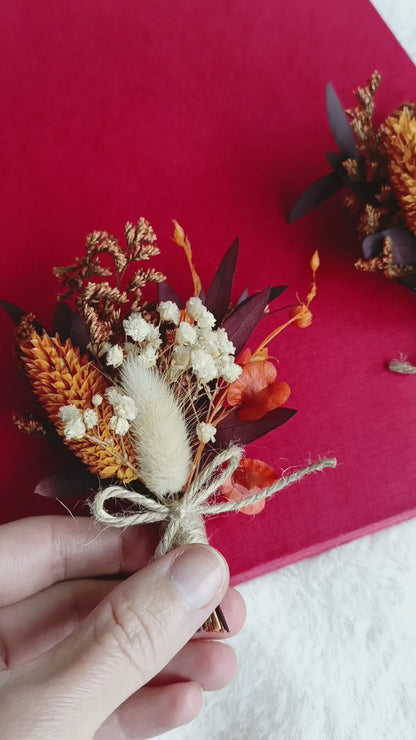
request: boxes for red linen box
[0,0,415,584]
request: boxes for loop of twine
[92,446,337,558]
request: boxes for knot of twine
[92,446,337,558]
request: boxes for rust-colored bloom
[21,331,138,481]
[227,358,290,421]
[384,109,416,237]
[221,458,279,515]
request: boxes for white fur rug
[161,3,416,738]
[164,519,416,740]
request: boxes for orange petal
[227,359,277,407]
[238,348,252,365]
[221,458,279,515]
[238,381,291,421]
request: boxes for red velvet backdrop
[1,0,415,583]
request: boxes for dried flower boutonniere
[290,71,416,293]
[2,219,336,632]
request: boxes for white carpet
[160,3,416,738]
[164,519,416,740]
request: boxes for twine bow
[92,446,337,558]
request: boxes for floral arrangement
[2,218,336,631]
[290,71,416,293]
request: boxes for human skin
[0,516,246,739]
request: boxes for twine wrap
[92,446,337,558]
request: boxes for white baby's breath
[106,345,124,368]
[91,394,103,407]
[215,327,236,356]
[186,297,216,329]
[220,360,242,384]
[144,324,162,349]
[59,406,86,441]
[137,345,158,368]
[59,405,81,423]
[109,416,130,436]
[157,300,180,326]
[105,388,137,420]
[123,313,153,342]
[191,349,217,383]
[196,422,217,444]
[83,409,98,429]
[175,321,197,346]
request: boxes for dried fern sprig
[12,412,47,437]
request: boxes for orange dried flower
[172,220,202,297]
[21,331,138,481]
[221,458,279,515]
[227,358,290,421]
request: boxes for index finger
[0,515,158,607]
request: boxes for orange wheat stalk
[21,332,138,482]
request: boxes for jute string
[92,446,337,558]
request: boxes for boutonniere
[290,71,416,293]
[2,218,336,631]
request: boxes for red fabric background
[0,0,415,584]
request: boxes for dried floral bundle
[2,218,336,632]
[290,72,416,292]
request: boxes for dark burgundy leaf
[236,288,249,306]
[362,226,416,265]
[326,82,359,159]
[199,287,206,304]
[399,274,416,292]
[0,300,44,334]
[362,231,385,259]
[387,226,416,265]
[157,281,184,308]
[325,152,375,200]
[289,172,343,222]
[325,151,346,171]
[205,237,239,324]
[215,407,297,448]
[70,313,90,350]
[269,285,288,302]
[35,466,98,498]
[52,302,74,341]
[222,287,271,356]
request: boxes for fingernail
[170,545,228,610]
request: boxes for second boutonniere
[290,71,416,293]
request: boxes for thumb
[34,544,228,734]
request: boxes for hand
[0,516,245,739]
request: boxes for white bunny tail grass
[121,356,192,496]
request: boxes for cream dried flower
[196,422,217,444]
[83,409,98,429]
[105,388,137,420]
[191,349,218,383]
[186,297,216,329]
[59,405,86,440]
[109,416,130,436]
[123,313,153,342]
[219,359,242,383]
[137,345,158,368]
[157,300,181,325]
[106,345,124,367]
[175,321,197,346]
